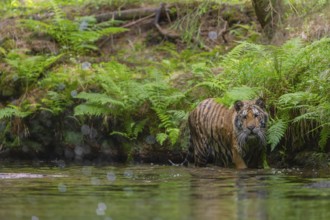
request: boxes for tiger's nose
[247,125,255,131]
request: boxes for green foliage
[20,0,127,54]
[171,0,211,46]
[319,126,330,150]
[41,91,73,115]
[111,119,147,141]
[76,92,124,107]
[74,92,124,117]
[278,92,320,110]
[74,104,108,117]
[216,86,258,107]
[4,51,62,86]
[220,37,330,151]
[267,118,288,151]
[284,0,330,16]
[0,105,32,148]
[146,76,187,146]
[0,105,32,120]
[2,0,330,161]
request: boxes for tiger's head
[233,98,268,151]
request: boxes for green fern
[111,119,147,140]
[216,86,258,107]
[168,128,180,145]
[278,92,320,109]
[5,51,62,87]
[191,78,228,94]
[145,77,187,146]
[20,1,127,53]
[40,91,72,115]
[319,125,330,151]
[74,103,110,117]
[267,118,288,151]
[74,92,125,117]
[167,110,188,121]
[0,106,31,120]
[75,92,124,107]
[156,133,168,145]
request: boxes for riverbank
[1,0,330,168]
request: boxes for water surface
[0,163,330,220]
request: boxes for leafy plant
[111,119,148,141]
[147,82,186,145]
[20,0,127,54]
[216,86,259,107]
[4,50,62,88]
[267,118,288,151]
[219,37,330,151]
[0,105,32,148]
[0,105,32,120]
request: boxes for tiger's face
[234,98,268,150]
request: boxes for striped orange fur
[188,98,268,169]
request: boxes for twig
[122,13,156,28]
[168,159,189,166]
[219,20,228,43]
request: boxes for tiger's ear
[255,98,266,109]
[234,100,244,112]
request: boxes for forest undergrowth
[0,0,330,168]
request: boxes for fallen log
[95,5,174,22]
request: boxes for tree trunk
[252,0,283,40]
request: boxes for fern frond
[20,19,51,33]
[319,126,330,150]
[278,92,320,109]
[168,128,180,145]
[216,86,258,107]
[0,107,19,119]
[292,112,319,123]
[97,77,123,97]
[75,92,124,107]
[110,131,131,139]
[267,118,288,151]
[191,78,227,93]
[96,27,128,36]
[156,111,172,129]
[132,119,148,138]
[222,41,266,65]
[111,119,147,140]
[50,0,66,24]
[74,104,109,117]
[156,133,168,145]
[67,27,127,45]
[0,106,31,119]
[167,110,188,121]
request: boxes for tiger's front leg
[231,146,247,169]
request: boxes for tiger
[187,98,268,169]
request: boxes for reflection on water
[0,163,330,220]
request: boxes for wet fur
[188,98,268,169]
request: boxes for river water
[0,163,330,220]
